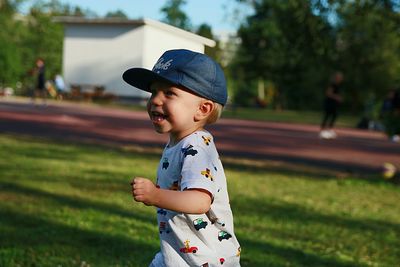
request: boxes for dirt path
[1,98,399,176]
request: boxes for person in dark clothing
[319,72,343,139]
[381,88,400,142]
[32,58,47,105]
[392,89,400,114]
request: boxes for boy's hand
[131,177,158,206]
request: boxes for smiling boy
[123,49,240,267]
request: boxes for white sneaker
[328,130,337,139]
[319,130,332,139]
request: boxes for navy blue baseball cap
[122,49,227,106]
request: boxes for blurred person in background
[319,71,344,139]
[31,58,47,106]
[54,74,66,100]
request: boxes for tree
[160,0,191,30]
[0,0,97,93]
[335,0,400,111]
[0,0,24,87]
[21,2,69,88]
[105,9,128,19]
[195,23,221,61]
[231,0,400,112]
[231,0,336,109]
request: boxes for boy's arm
[131,177,212,214]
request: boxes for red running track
[1,98,399,176]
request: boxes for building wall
[63,22,207,98]
[142,25,205,70]
[63,23,147,97]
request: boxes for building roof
[55,16,216,47]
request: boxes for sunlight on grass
[0,134,399,267]
[222,107,359,128]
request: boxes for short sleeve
[180,144,216,198]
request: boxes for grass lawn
[222,107,360,128]
[0,134,399,267]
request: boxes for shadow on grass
[239,237,361,267]
[0,208,156,267]
[237,195,399,235]
[0,181,158,266]
[1,133,161,163]
[234,195,399,266]
[4,132,385,185]
[221,156,390,186]
[0,181,155,225]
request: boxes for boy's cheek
[146,101,152,115]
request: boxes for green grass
[222,107,359,128]
[0,134,399,267]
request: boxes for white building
[57,17,216,99]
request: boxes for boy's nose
[149,91,163,105]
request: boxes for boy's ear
[195,100,214,121]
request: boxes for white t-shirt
[155,130,241,267]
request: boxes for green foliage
[381,113,400,136]
[160,0,191,31]
[231,0,400,112]
[232,76,259,107]
[335,0,400,111]
[0,0,94,92]
[195,23,223,64]
[105,9,128,19]
[25,6,64,80]
[0,0,23,87]
[231,0,336,109]
[1,134,400,266]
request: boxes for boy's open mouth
[151,111,168,122]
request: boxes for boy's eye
[165,90,175,96]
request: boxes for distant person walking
[381,88,400,142]
[319,72,344,139]
[54,74,66,100]
[32,58,47,106]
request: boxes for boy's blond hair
[206,102,223,125]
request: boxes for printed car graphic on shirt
[236,247,241,257]
[169,180,180,191]
[162,158,169,169]
[157,208,167,216]
[193,218,208,230]
[201,168,213,181]
[218,231,232,241]
[181,145,198,157]
[202,135,212,145]
[215,220,226,227]
[201,258,225,266]
[180,240,198,254]
[159,221,170,234]
[213,164,218,172]
[206,211,225,227]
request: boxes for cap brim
[122,68,172,92]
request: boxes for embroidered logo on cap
[153,58,173,73]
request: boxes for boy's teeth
[154,115,163,121]
[152,112,166,122]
